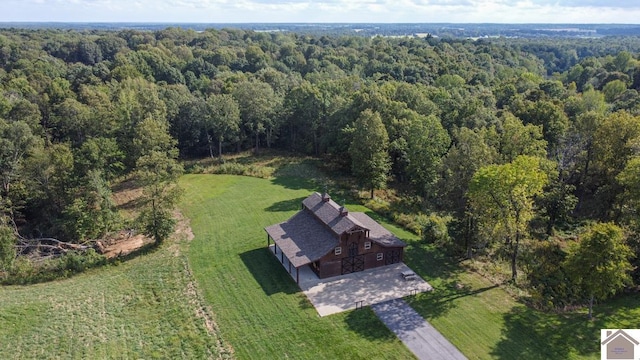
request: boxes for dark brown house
[265,192,406,283]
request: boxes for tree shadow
[270,176,317,191]
[264,196,306,212]
[490,305,603,359]
[362,209,473,320]
[239,248,299,296]
[344,307,399,341]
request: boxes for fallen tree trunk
[17,237,94,258]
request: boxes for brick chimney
[322,192,331,202]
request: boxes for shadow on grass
[490,305,602,359]
[344,307,399,341]
[264,196,306,212]
[239,248,299,296]
[361,210,471,320]
[270,176,318,191]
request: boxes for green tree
[62,170,120,242]
[405,113,450,197]
[206,94,240,158]
[232,80,279,152]
[0,222,15,274]
[468,155,549,282]
[349,109,390,199]
[564,222,633,319]
[497,113,547,163]
[136,150,183,244]
[0,120,39,195]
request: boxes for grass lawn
[181,174,414,359]
[182,173,640,360]
[0,243,231,359]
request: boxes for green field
[182,174,640,360]
[0,243,231,359]
[181,174,413,359]
[1,172,638,359]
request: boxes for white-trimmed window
[364,241,371,250]
[377,253,383,261]
[335,247,342,255]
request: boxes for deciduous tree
[564,222,633,319]
[468,155,549,282]
[349,109,390,199]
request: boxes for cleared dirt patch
[97,231,153,259]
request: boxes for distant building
[265,192,406,283]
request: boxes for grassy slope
[0,245,230,359]
[181,174,414,360]
[182,174,640,360]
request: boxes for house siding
[315,230,404,278]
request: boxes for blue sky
[1,0,640,23]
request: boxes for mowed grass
[182,174,640,360]
[0,246,231,359]
[181,174,414,359]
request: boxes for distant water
[1,22,639,38]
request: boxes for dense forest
[0,27,639,314]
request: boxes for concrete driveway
[271,246,432,316]
[372,299,467,360]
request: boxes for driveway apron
[371,299,467,360]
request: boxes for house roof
[601,330,640,345]
[265,210,339,268]
[302,192,367,235]
[265,192,406,268]
[350,212,406,247]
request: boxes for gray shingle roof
[302,192,367,235]
[265,210,339,267]
[265,193,406,268]
[350,212,406,247]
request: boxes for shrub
[525,240,583,310]
[421,213,453,248]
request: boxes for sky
[1,0,640,24]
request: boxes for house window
[335,247,342,255]
[377,253,383,261]
[364,241,371,250]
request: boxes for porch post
[288,261,291,274]
[296,267,299,284]
[267,234,270,247]
[281,250,284,264]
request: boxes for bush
[422,213,453,248]
[524,240,583,310]
[3,250,107,285]
[209,162,274,178]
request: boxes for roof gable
[350,212,406,248]
[302,192,368,236]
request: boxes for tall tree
[232,80,279,153]
[206,94,240,158]
[564,222,633,319]
[135,150,183,244]
[349,109,390,199]
[468,155,549,282]
[405,113,450,198]
[133,115,183,244]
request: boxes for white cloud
[2,0,640,23]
